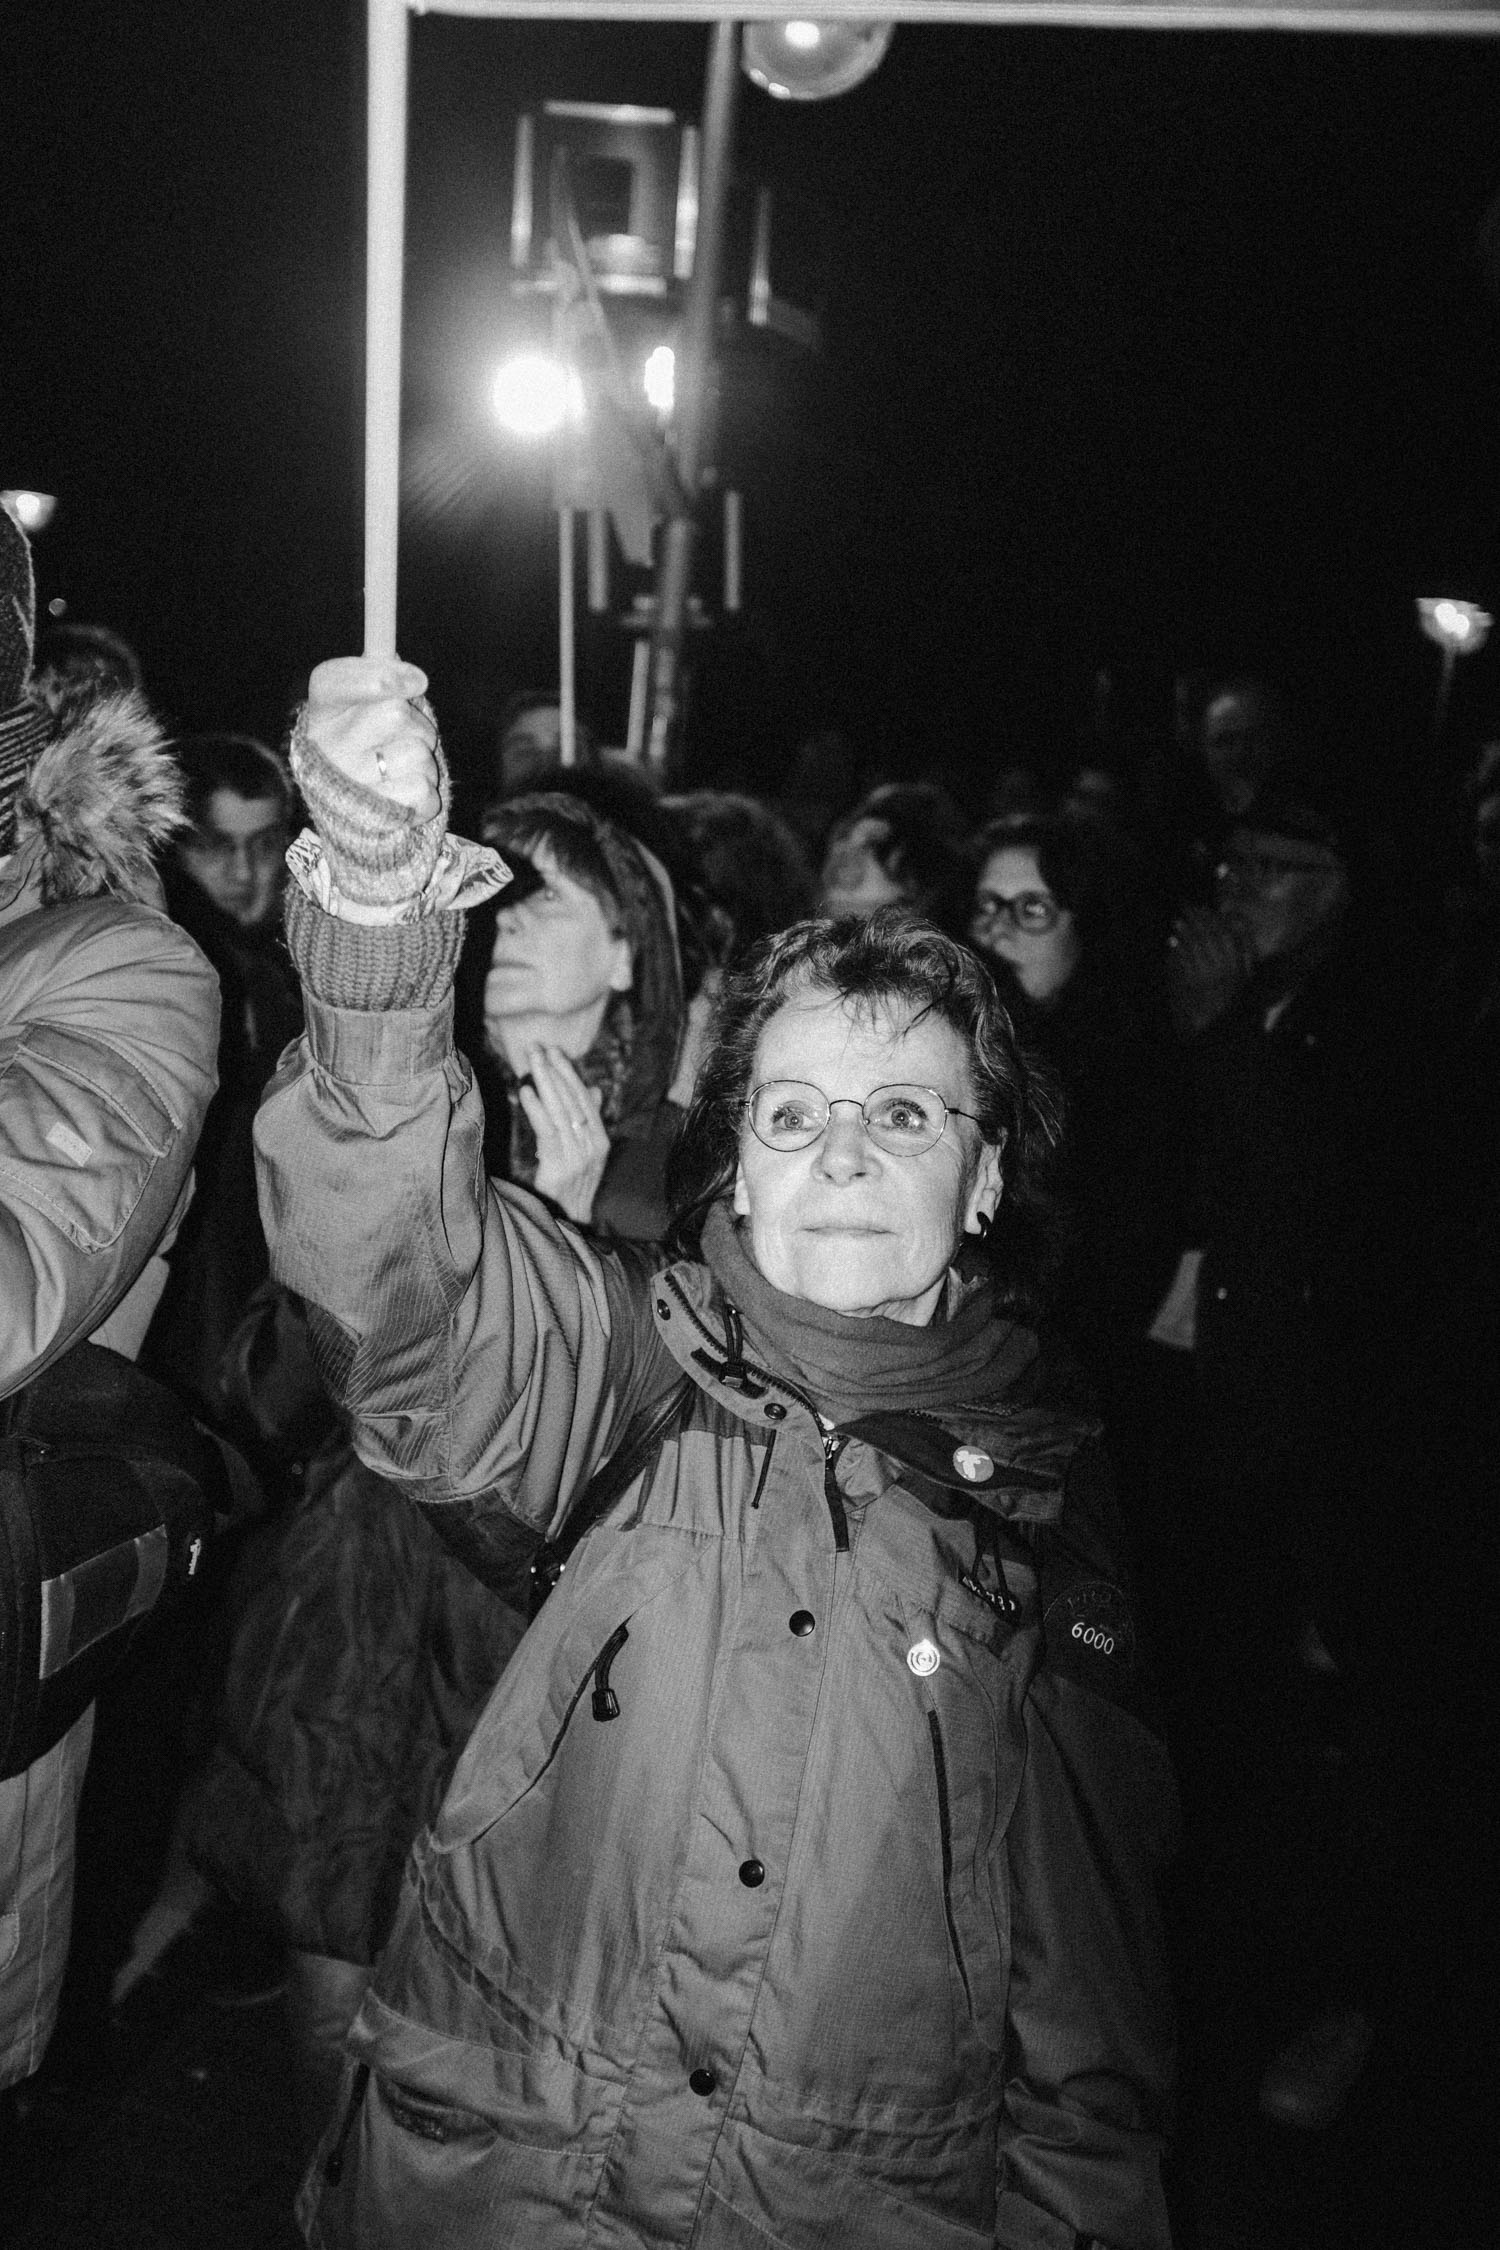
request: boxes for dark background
[6,4,1500,809]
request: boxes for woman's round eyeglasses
[746,1081,982,1156]
[971,888,1061,934]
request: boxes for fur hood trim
[13,689,186,907]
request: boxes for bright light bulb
[490,353,574,439]
[1418,596,1493,655]
[643,345,675,416]
[1,489,56,533]
[785,22,822,49]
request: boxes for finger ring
[375,751,388,781]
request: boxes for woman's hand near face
[1166,904,1253,1037]
[519,1046,610,1223]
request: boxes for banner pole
[364,0,409,659]
[559,507,578,766]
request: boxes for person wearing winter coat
[0,504,219,2103]
[146,731,303,1419]
[256,656,1179,2250]
[461,788,692,1241]
[189,794,692,2153]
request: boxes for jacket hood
[3,688,185,913]
[462,793,687,1144]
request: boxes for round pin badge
[906,1637,941,1677]
[952,1446,994,1483]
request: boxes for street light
[643,343,676,418]
[490,351,579,439]
[1,490,57,534]
[740,20,894,103]
[1418,595,1493,738]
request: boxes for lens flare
[491,354,575,439]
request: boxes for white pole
[364,0,409,659]
[723,487,742,613]
[587,508,609,613]
[626,632,650,757]
[559,507,577,766]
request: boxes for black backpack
[0,1341,233,1779]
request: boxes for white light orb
[1418,596,1493,656]
[1,489,57,533]
[491,353,575,439]
[643,345,676,416]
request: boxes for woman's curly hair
[666,906,1065,1313]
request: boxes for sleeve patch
[1043,1578,1138,1684]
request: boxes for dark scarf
[699,1202,1036,1425]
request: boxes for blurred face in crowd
[484,840,632,1065]
[970,845,1080,1007]
[1213,827,1347,966]
[733,986,1002,1326]
[499,705,565,796]
[177,790,289,929]
[818,817,908,920]
[1200,687,1277,817]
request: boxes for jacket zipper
[926,1709,974,2018]
[323,2062,371,2184]
[590,1622,629,1721]
[749,1431,777,1511]
[821,1430,851,1553]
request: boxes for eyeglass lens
[973,890,1059,932]
[749,1081,952,1153]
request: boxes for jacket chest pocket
[432,1542,697,1853]
[901,1595,1023,2054]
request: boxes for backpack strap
[528,1376,696,1619]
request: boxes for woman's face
[484,841,632,1060]
[732,987,1003,1326]
[970,846,1080,1006]
[818,817,908,920]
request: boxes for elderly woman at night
[257,659,1178,2250]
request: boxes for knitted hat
[0,503,54,853]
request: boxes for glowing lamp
[490,353,580,439]
[643,344,676,417]
[1418,596,1493,739]
[740,19,893,103]
[1,490,57,534]
[1417,596,1493,654]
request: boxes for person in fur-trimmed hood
[0,501,219,2104]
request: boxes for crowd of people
[2,487,1495,2246]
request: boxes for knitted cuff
[289,702,450,911]
[285,882,465,1012]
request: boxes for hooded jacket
[1,686,219,2087]
[460,794,689,1242]
[0,686,219,1390]
[256,895,1178,2250]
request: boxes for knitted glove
[288,695,450,914]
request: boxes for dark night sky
[7,4,1500,806]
